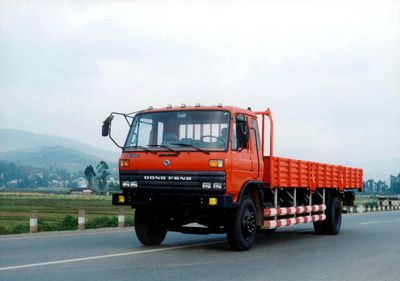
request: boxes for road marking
[0,229,134,241]
[0,240,225,271]
[359,221,381,225]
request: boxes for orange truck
[102,105,363,250]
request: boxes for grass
[354,195,379,207]
[0,192,134,235]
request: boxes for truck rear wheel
[135,208,167,246]
[226,197,257,251]
[313,196,342,235]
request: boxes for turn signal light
[118,195,125,204]
[209,159,224,168]
[120,159,130,168]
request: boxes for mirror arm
[109,112,133,127]
[109,134,123,150]
[123,115,132,126]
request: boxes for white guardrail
[27,205,400,233]
[343,205,400,214]
[29,209,127,233]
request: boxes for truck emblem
[163,159,170,167]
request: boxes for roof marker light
[195,103,201,107]
[148,106,153,110]
[181,104,186,108]
[167,104,172,108]
[218,103,223,107]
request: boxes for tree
[84,165,96,188]
[108,181,120,192]
[96,161,110,194]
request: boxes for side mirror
[102,115,114,137]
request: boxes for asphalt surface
[1,211,399,281]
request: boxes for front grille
[120,170,226,192]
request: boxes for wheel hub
[242,210,256,237]
[246,214,256,233]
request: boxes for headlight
[202,182,212,189]
[213,183,223,189]
[122,181,138,188]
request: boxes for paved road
[1,211,399,281]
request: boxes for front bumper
[112,192,237,209]
[115,170,234,209]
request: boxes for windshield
[124,110,230,151]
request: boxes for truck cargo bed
[264,156,363,191]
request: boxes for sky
[0,0,399,181]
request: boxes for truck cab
[106,106,264,247]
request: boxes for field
[0,192,134,235]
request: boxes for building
[69,188,94,195]
[390,173,400,195]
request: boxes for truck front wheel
[226,197,257,251]
[134,208,167,246]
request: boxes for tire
[135,208,167,246]
[226,196,257,251]
[313,196,342,235]
[313,220,325,234]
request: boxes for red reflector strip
[262,214,326,229]
[264,204,326,216]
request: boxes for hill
[0,146,106,172]
[0,129,118,162]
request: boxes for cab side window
[233,114,249,151]
[251,119,260,151]
[232,120,237,150]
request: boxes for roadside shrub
[12,224,29,233]
[61,215,77,230]
[0,226,11,235]
[364,202,378,208]
[38,220,59,232]
[86,216,118,229]
[125,217,134,227]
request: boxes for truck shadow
[175,228,331,252]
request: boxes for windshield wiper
[170,142,210,155]
[124,145,157,155]
[147,144,180,155]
